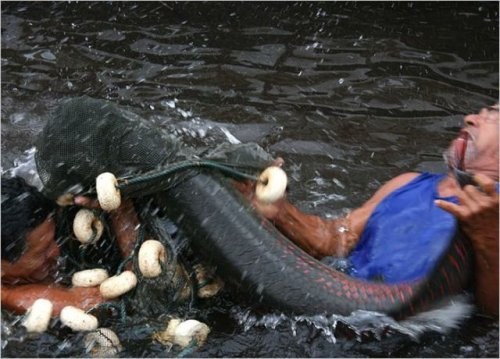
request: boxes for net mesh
[35,96,274,200]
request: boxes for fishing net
[35,96,274,201]
[32,96,275,318]
[36,96,182,200]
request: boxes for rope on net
[176,338,199,358]
[116,159,260,191]
[92,301,128,322]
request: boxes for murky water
[1,2,498,357]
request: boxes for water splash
[219,127,241,144]
[4,147,44,190]
[232,294,474,343]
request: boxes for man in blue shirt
[237,104,499,316]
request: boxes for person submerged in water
[1,176,143,316]
[1,96,274,318]
[236,104,499,316]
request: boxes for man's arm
[108,200,141,261]
[436,173,499,316]
[1,284,106,317]
[234,172,420,258]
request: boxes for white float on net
[173,319,211,347]
[96,172,121,211]
[72,268,109,287]
[22,298,53,333]
[153,318,210,349]
[60,306,99,332]
[73,209,104,244]
[255,166,287,204]
[99,270,137,299]
[84,327,123,358]
[194,264,224,298]
[138,239,166,278]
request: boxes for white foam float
[72,268,109,287]
[99,270,137,299]
[194,264,224,298]
[138,240,166,278]
[60,306,98,332]
[255,166,287,203]
[173,319,210,347]
[96,172,121,211]
[73,209,104,244]
[153,318,210,348]
[22,298,53,333]
[84,327,123,358]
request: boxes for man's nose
[464,113,479,127]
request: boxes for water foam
[233,294,474,343]
[4,147,44,190]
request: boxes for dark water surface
[1,2,499,357]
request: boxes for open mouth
[450,131,479,188]
[453,131,468,170]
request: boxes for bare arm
[1,284,106,317]
[234,172,420,258]
[108,199,141,260]
[436,173,499,316]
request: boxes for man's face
[450,105,499,181]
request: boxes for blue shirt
[347,173,458,283]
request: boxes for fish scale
[159,172,473,319]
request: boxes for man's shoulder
[364,172,421,207]
[381,172,422,194]
[389,172,422,188]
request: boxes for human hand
[1,284,106,316]
[435,173,499,251]
[74,195,135,214]
[233,179,286,221]
[73,195,100,209]
[232,156,286,220]
[269,156,285,168]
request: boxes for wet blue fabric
[347,172,458,283]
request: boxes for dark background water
[1,1,498,357]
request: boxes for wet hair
[1,176,56,262]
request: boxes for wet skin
[237,106,499,316]
[2,108,497,317]
[1,199,140,316]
